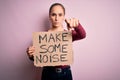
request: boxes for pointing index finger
[65,19,70,24]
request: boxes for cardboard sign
[33,31,73,67]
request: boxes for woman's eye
[51,13,56,16]
[59,13,62,16]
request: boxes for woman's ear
[63,17,65,21]
[63,17,65,22]
[49,17,51,21]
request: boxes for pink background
[0,0,120,80]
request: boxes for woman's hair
[49,3,65,15]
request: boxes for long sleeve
[72,23,86,41]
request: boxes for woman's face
[49,5,65,28]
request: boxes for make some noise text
[35,32,71,64]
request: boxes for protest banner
[33,31,73,67]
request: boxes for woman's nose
[55,15,58,21]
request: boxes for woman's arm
[65,18,86,41]
[72,23,86,41]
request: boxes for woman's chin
[53,24,60,28]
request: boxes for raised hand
[65,18,79,30]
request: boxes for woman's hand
[65,18,79,30]
[26,46,35,58]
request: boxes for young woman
[26,3,86,80]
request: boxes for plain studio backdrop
[0,0,120,80]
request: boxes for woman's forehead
[50,5,64,13]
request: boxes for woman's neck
[48,26,64,32]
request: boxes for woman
[27,3,86,80]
